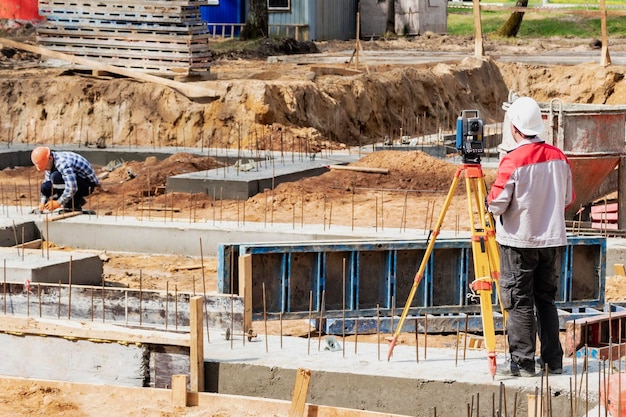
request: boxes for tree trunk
[494,0,528,38]
[241,0,268,40]
[385,0,396,34]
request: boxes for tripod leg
[465,167,501,377]
[387,167,463,360]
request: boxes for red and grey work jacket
[487,139,575,248]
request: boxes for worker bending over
[31,146,100,212]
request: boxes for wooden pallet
[36,30,212,45]
[39,0,209,7]
[36,0,212,76]
[37,35,211,53]
[39,5,204,24]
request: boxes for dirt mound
[267,151,495,196]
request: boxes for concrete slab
[0,208,40,247]
[37,212,441,256]
[166,156,357,199]
[204,332,604,417]
[0,247,102,285]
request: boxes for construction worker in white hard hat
[31,146,100,213]
[487,96,575,378]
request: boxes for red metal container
[0,0,42,20]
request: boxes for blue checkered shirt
[43,151,99,206]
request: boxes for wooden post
[600,0,612,66]
[288,368,311,417]
[171,374,188,407]
[189,296,204,392]
[238,254,253,333]
[472,0,484,58]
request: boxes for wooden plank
[0,315,190,347]
[472,0,484,58]
[238,254,252,333]
[37,32,212,47]
[39,0,208,6]
[615,264,626,276]
[189,296,204,392]
[0,37,218,99]
[35,42,212,58]
[288,368,311,417]
[0,376,414,417]
[171,374,188,407]
[40,17,208,33]
[328,165,389,174]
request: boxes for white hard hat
[506,96,544,137]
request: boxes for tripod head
[456,110,485,164]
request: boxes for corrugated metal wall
[0,0,41,20]
[312,0,357,41]
[268,0,357,41]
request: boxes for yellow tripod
[386,162,505,377]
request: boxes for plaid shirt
[43,151,99,206]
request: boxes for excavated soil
[2,29,626,416]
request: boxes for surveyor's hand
[44,200,61,211]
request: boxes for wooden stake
[199,238,210,342]
[318,290,325,352]
[139,269,143,325]
[68,256,72,320]
[342,258,347,358]
[263,282,268,353]
[288,369,311,417]
[307,290,313,355]
[165,281,169,330]
[189,296,204,392]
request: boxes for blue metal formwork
[217,236,607,331]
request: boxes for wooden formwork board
[39,18,209,33]
[36,37,210,54]
[39,3,204,23]
[39,54,211,74]
[36,28,212,45]
[40,0,210,6]
[0,376,415,417]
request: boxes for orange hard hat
[31,146,51,171]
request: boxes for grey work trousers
[498,245,564,370]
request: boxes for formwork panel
[357,250,387,309]
[221,236,606,321]
[571,244,603,302]
[432,248,463,307]
[288,252,319,311]
[251,253,283,313]
[395,249,426,308]
[324,251,353,311]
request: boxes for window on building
[268,0,290,11]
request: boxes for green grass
[447,5,626,38]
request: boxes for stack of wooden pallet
[36,0,211,76]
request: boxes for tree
[495,0,528,37]
[241,0,268,40]
[385,0,396,35]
